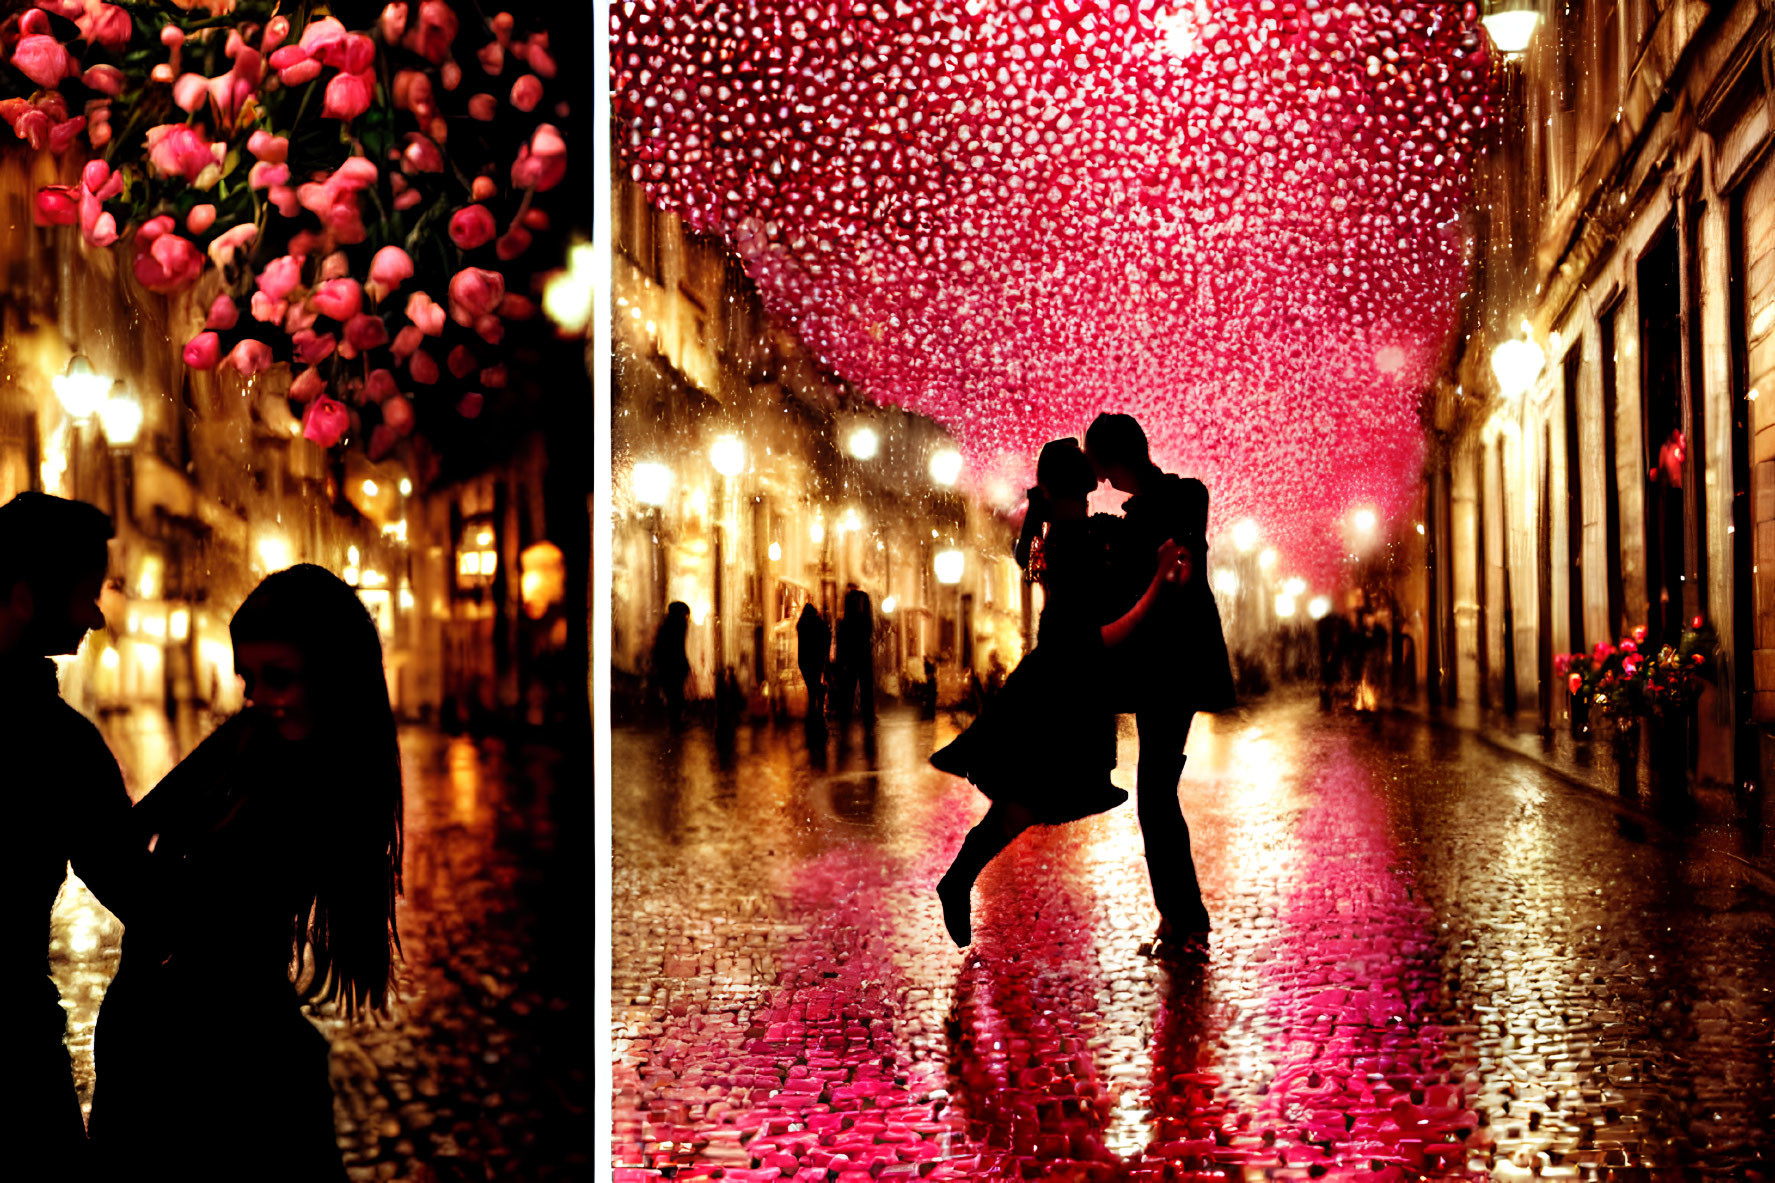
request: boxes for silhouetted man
[0,492,158,1173]
[651,601,691,730]
[1085,415,1235,944]
[796,603,830,725]
[833,586,875,727]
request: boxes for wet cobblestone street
[50,726,590,1182]
[610,696,1775,1181]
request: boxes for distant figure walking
[1086,413,1235,948]
[91,564,403,1182]
[796,603,830,724]
[832,586,876,728]
[0,493,165,1177]
[651,601,692,730]
[932,439,1188,948]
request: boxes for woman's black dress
[931,516,1127,823]
[89,715,348,1182]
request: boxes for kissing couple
[931,414,1236,956]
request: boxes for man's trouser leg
[1135,704,1208,930]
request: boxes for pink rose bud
[327,33,376,75]
[311,277,363,322]
[19,9,50,35]
[293,330,336,364]
[495,227,532,261]
[319,251,351,280]
[161,25,186,47]
[134,229,205,293]
[380,3,409,42]
[457,392,484,419]
[151,63,176,83]
[492,12,515,43]
[510,74,544,112]
[251,291,289,324]
[297,15,348,55]
[205,294,239,330]
[401,133,443,174]
[185,204,217,235]
[447,345,478,379]
[262,15,291,53]
[390,325,423,360]
[249,161,290,190]
[441,60,461,90]
[289,366,325,403]
[382,394,415,435]
[83,159,121,198]
[448,204,496,251]
[477,42,504,75]
[447,266,504,326]
[367,246,414,299]
[258,254,303,300]
[510,122,567,192]
[408,349,439,384]
[247,130,289,162]
[365,369,400,402]
[267,45,309,71]
[283,301,318,336]
[277,56,323,86]
[471,175,497,201]
[83,65,124,96]
[267,185,300,217]
[522,208,550,231]
[48,117,87,156]
[405,290,446,336]
[302,396,350,447]
[394,188,423,211]
[87,211,118,247]
[33,186,78,226]
[13,35,74,89]
[468,93,497,121]
[479,365,508,389]
[183,332,222,369]
[474,314,504,345]
[226,338,274,376]
[345,314,389,351]
[172,73,209,113]
[322,70,373,121]
[81,4,132,53]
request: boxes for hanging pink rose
[468,93,497,122]
[249,161,290,189]
[470,175,497,202]
[85,98,112,147]
[185,204,216,235]
[365,369,401,402]
[322,70,374,121]
[247,130,289,163]
[146,124,224,185]
[380,4,409,42]
[479,365,508,389]
[518,33,557,79]
[208,64,259,128]
[491,12,515,44]
[382,395,415,436]
[441,60,461,91]
[311,278,363,322]
[272,49,321,86]
[403,0,458,63]
[133,222,204,294]
[510,123,567,192]
[477,42,504,75]
[251,290,289,324]
[183,332,222,369]
[448,205,497,251]
[302,396,350,447]
[172,73,209,113]
[283,301,318,336]
[83,65,124,96]
[34,186,78,226]
[78,3,132,52]
[226,339,275,376]
[447,345,478,379]
[393,70,436,120]
[160,25,185,48]
[510,75,544,112]
[262,15,291,53]
[390,325,424,361]
[322,33,375,73]
[474,314,504,345]
[394,187,423,211]
[345,314,390,351]
[207,223,258,269]
[289,366,325,403]
[259,254,304,300]
[267,185,300,217]
[12,35,75,88]
[205,295,240,330]
[48,116,86,155]
[366,246,414,300]
[401,133,443,174]
[522,208,550,231]
[405,290,447,336]
[457,392,484,419]
[19,8,53,34]
[408,350,439,384]
[298,16,348,55]
[0,99,48,150]
[495,227,532,261]
[292,330,337,364]
[83,159,123,202]
[448,268,504,327]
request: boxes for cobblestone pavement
[50,726,590,1182]
[610,697,1775,1181]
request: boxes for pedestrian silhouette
[90,564,403,1182]
[932,438,1188,947]
[832,586,876,730]
[0,492,164,1176]
[1085,413,1235,948]
[796,602,830,726]
[651,601,692,730]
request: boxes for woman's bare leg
[937,802,1033,947]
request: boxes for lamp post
[54,352,109,502]
[710,436,746,686]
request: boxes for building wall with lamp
[611,168,1021,716]
[1421,0,1772,802]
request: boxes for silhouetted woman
[90,565,403,1181]
[931,439,1186,947]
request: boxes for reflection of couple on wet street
[0,492,403,1181]
[932,414,1235,954]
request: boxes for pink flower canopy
[614,0,1494,572]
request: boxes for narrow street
[610,699,1775,1180]
[49,728,590,1182]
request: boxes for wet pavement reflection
[611,698,1775,1180]
[50,726,587,1181]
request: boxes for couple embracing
[932,414,1235,954]
[1,492,402,1180]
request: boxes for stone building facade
[1418,0,1774,810]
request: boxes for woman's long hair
[230,564,404,1017]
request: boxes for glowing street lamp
[847,425,880,460]
[1258,547,1277,572]
[1353,508,1378,533]
[881,595,898,614]
[1274,593,1297,618]
[54,353,109,421]
[928,447,963,487]
[632,461,673,507]
[1213,568,1240,596]
[1232,519,1260,553]
[97,386,143,447]
[709,435,746,477]
[1480,1,1539,55]
[1307,595,1332,620]
[1491,334,1545,398]
[934,549,965,585]
[543,238,596,337]
[1283,577,1307,597]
